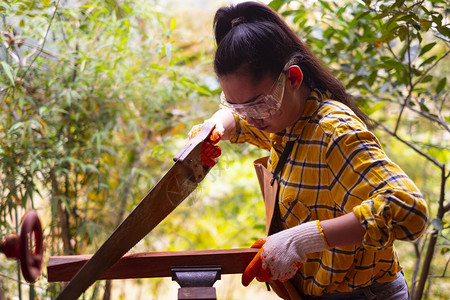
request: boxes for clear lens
[233,95,281,119]
[220,72,286,119]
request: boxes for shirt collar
[272,89,328,142]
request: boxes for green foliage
[270,0,449,298]
[0,0,218,298]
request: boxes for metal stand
[171,266,222,300]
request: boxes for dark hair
[213,1,371,127]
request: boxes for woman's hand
[188,119,224,167]
[188,120,224,144]
[242,220,327,286]
[188,108,236,167]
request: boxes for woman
[189,2,428,299]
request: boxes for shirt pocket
[279,196,312,228]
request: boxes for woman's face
[219,69,304,133]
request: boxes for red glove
[188,121,224,167]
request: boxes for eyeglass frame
[219,59,297,119]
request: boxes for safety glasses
[220,68,287,120]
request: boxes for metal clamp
[171,266,222,300]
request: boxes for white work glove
[242,220,327,286]
[188,117,225,167]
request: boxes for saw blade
[56,122,216,300]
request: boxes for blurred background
[0,0,448,299]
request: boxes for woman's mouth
[256,125,268,131]
[245,117,268,131]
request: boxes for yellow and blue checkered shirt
[230,90,428,295]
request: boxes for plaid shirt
[230,90,428,295]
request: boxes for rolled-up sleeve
[325,119,428,250]
[230,116,272,151]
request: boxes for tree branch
[394,24,414,134]
[49,169,73,255]
[371,119,444,169]
[359,88,449,133]
[437,166,448,219]
[444,204,450,218]
[22,0,61,78]
[406,101,450,133]
[412,50,450,89]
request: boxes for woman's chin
[256,125,269,131]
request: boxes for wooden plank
[47,248,259,282]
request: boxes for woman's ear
[286,65,303,89]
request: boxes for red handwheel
[19,210,43,283]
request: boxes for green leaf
[318,0,332,12]
[393,0,406,8]
[58,196,72,215]
[121,4,132,14]
[385,13,401,31]
[1,61,15,86]
[398,26,408,41]
[179,78,213,96]
[380,26,402,43]
[436,25,450,39]
[419,55,437,67]
[131,168,151,180]
[354,11,371,22]
[335,42,346,51]
[398,15,414,22]
[419,42,437,56]
[379,58,405,71]
[367,102,385,115]
[419,19,432,31]
[347,75,363,88]
[373,12,389,20]
[436,77,446,94]
[419,102,429,112]
[421,75,433,83]
[367,70,378,86]
[432,14,443,27]
[149,63,165,70]
[8,122,24,133]
[268,0,286,11]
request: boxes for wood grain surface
[48,248,259,282]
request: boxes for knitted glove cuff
[290,220,327,254]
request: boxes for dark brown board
[47,248,259,282]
